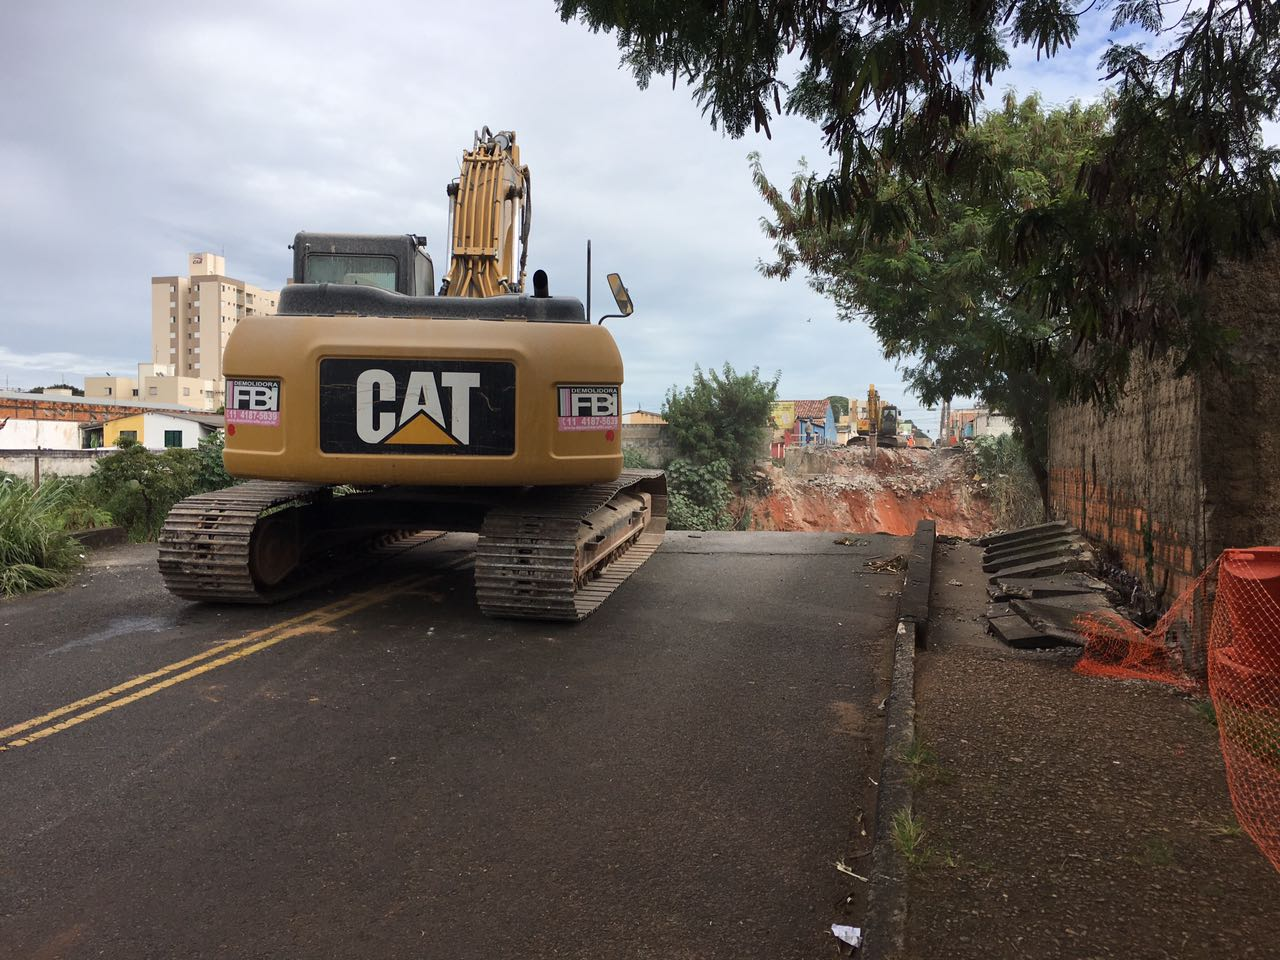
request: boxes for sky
[0,1,1164,432]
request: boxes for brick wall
[0,396,187,424]
[1048,360,1204,602]
[1046,241,1280,605]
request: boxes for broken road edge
[859,519,934,958]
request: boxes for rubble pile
[738,447,994,537]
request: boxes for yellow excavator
[850,385,902,448]
[157,128,666,620]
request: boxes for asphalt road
[0,531,903,959]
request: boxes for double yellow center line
[0,566,458,753]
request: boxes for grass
[0,476,85,597]
[1208,820,1246,839]
[890,807,930,867]
[898,736,944,788]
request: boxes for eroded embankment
[737,448,993,537]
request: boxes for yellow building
[621,409,668,425]
[102,412,220,450]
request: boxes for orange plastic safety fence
[1073,560,1216,693]
[1073,549,1280,872]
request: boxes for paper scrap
[831,924,862,947]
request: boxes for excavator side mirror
[599,273,633,325]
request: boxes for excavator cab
[292,232,435,295]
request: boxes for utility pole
[939,400,951,447]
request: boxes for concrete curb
[859,519,934,958]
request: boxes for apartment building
[151,252,278,385]
[85,253,278,411]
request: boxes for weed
[0,476,84,596]
[898,736,943,788]
[1193,700,1218,727]
[890,807,929,867]
[1208,820,1246,839]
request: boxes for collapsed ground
[735,447,995,537]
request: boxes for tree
[661,363,779,479]
[558,1,1280,397]
[194,431,237,493]
[88,439,201,541]
[754,95,1112,509]
[29,383,85,396]
[825,395,849,419]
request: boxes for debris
[833,536,869,546]
[831,925,863,947]
[834,860,869,882]
[947,578,964,587]
[865,555,908,573]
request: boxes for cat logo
[319,358,516,456]
[355,368,478,445]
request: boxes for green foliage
[195,431,237,492]
[825,395,849,419]
[84,433,238,542]
[662,363,778,480]
[621,447,653,470]
[46,476,113,531]
[0,476,84,596]
[560,1,1280,396]
[970,435,1044,529]
[754,95,1110,508]
[88,439,200,541]
[665,458,733,531]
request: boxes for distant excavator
[157,128,666,621]
[849,384,904,448]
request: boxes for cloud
[0,0,1136,423]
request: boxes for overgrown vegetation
[969,435,1044,529]
[663,363,778,478]
[87,435,237,541]
[0,433,240,596]
[661,363,778,530]
[665,458,734,532]
[621,447,653,470]
[0,476,87,596]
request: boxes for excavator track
[157,481,432,604]
[474,469,667,621]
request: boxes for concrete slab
[975,521,1073,548]
[986,553,1094,583]
[982,535,1084,565]
[990,573,1109,600]
[981,539,1091,573]
[1010,598,1107,646]
[986,615,1068,649]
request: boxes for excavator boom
[441,127,530,298]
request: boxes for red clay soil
[739,449,994,537]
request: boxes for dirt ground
[908,542,1280,960]
[740,448,994,537]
